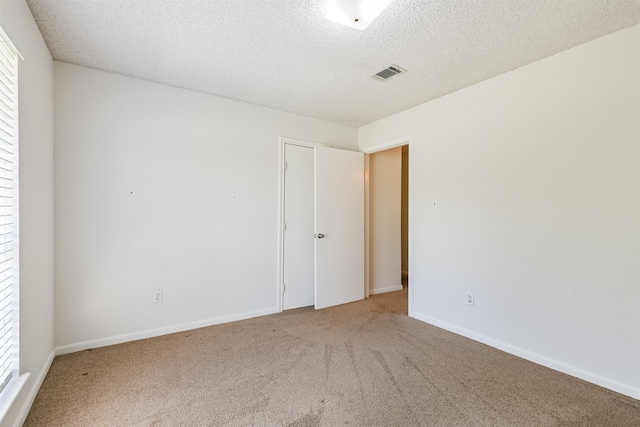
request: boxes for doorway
[366,145,409,296]
[362,136,413,314]
[278,136,413,315]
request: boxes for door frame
[361,135,414,316]
[277,137,329,312]
[278,135,414,315]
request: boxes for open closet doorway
[363,137,412,314]
[401,145,409,288]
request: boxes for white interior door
[283,144,315,309]
[314,146,365,309]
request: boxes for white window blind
[0,28,18,395]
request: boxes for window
[0,27,18,395]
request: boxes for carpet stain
[286,411,322,427]
[372,350,419,423]
[402,353,462,412]
[344,340,369,423]
[323,344,332,379]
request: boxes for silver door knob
[316,233,325,239]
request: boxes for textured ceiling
[26,0,640,127]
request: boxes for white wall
[401,145,409,276]
[369,147,402,295]
[54,62,358,351]
[359,25,640,398]
[0,0,55,425]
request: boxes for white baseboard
[14,349,55,427]
[369,285,404,295]
[56,307,279,355]
[411,312,640,400]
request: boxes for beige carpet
[25,288,640,426]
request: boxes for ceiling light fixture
[325,0,394,30]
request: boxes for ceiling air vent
[372,64,407,81]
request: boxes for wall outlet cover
[466,292,474,306]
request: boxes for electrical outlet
[153,289,163,304]
[466,292,474,306]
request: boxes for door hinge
[282,283,286,293]
[285,161,288,171]
[284,222,287,231]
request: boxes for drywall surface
[0,0,55,425]
[54,62,357,350]
[369,147,402,294]
[401,145,409,276]
[359,25,640,398]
